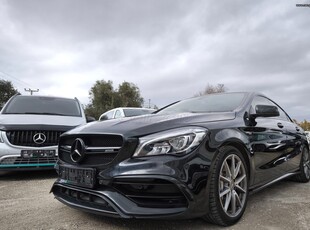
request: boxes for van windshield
[2,96,82,117]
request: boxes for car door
[280,116,303,173]
[248,96,290,186]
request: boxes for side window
[251,96,290,121]
[114,110,122,118]
[100,110,114,121]
[105,110,114,119]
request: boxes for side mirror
[86,116,96,123]
[99,115,108,121]
[252,105,280,118]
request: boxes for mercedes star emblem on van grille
[70,138,86,163]
[33,133,47,144]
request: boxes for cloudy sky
[0,0,309,121]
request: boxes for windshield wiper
[23,112,69,116]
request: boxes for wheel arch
[207,128,252,181]
[220,141,252,181]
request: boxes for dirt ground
[0,170,309,230]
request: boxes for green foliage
[0,79,19,106]
[87,80,115,114]
[118,82,144,107]
[85,80,144,119]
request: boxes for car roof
[115,107,155,110]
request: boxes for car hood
[0,114,86,131]
[65,112,236,138]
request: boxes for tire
[204,146,249,226]
[294,146,310,183]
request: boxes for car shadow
[75,179,301,230]
[0,170,57,181]
[83,214,223,230]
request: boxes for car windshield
[123,108,154,117]
[2,96,82,117]
[157,93,246,114]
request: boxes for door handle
[277,122,284,128]
[269,143,286,150]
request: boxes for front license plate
[59,166,95,188]
[21,150,56,158]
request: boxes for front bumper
[51,150,212,219]
[52,181,188,218]
[0,142,58,171]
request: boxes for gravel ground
[0,171,309,230]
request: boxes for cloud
[0,0,309,121]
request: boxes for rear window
[2,96,81,117]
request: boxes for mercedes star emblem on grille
[70,138,86,163]
[33,133,47,144]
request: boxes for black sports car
[51,92,310,226]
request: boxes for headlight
[133,127,207,157]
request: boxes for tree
[195,83,227,96]
[299,120,310,131]
[117,82,144,107]
[85,80,144,119]
[85,80,115,119]
[0,79,19,106]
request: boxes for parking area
[0,170,309,230]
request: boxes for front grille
[6,130,63,147]
[59,134,123,166]
[53,185,118,214]
[0,156,57,167]
[111,178,188,208]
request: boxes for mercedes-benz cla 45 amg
[51,92,309,226]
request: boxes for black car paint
[51,92,308,219]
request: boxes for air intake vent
[111,178,188,208]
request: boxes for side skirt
[249,172,299,194]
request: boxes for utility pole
[24,88,39,95]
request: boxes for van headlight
[133,127,207,157]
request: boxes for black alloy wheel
[294,146,310,183]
